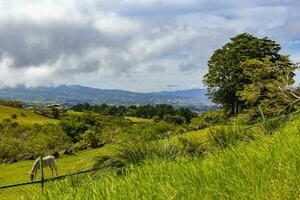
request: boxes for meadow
[30,114,300,200]
[0,102,299,200]
[0,105,58,125]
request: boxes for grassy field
[28,115,300,200]
[0,145,120,186]
[0,105,58,125]
[0,146,113,200]
[1,110,298,199]
[125,116,153,123]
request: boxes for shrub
[163,115,185,125]
[0,122,71,162]
[11,114,17,119]
[189,110,226,130]
[82,130,102,148]
[152,116,161,122]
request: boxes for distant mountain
[0,85,212,108]
[151,89,207,99]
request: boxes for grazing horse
[29,155,58,181]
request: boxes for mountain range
[0,85,212,109]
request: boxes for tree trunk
[231,102,235,116]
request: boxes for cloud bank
[0,0,299,91]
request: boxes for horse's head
[29,172,35,181]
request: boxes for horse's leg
[53,161,58,176]
[49,165,53,177]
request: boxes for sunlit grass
[0,105,58,125]
[0,147,113,185]
[125,116,153,123]
[30,115,300,199]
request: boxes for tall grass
[31,124,300,199]
[94,123,271,173]
[29,115,300,199]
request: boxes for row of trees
[71,103,197,124]
[204,33,299,117]
[0,100,23,108]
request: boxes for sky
[0,0,299,92]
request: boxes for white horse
[29,155,58,181]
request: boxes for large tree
[203,33,293,116]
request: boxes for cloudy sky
[0,0,299,92]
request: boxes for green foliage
[59,112,100,142]
[0,122,70,162]
[163,114,185,125]
[71,103,197,124]
[189,110,226,130]
[121,121,177,141]
[152,116,160,122]
[71,103,126,116]
[204,33,293,116]
[81,130,102,148]
[237,57,297,116]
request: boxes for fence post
[39,156,44,190]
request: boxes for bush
[0,122,71,162]
[163,115,185,125]
[152,116,160,122]
[11,114,17,119]
[82,129,102,148]
[189,110,225,130]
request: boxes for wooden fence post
[39,156,44,190]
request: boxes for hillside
[0,105,58,125]
[0,85,212,108]
[31,114,300,199]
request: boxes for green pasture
[125,116,153,123]
[0,147,112,186]
[0,105,58,125]
[29,114,300,199]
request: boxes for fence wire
[0,168,95,200]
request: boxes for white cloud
[0,0,298,91]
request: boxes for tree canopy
[203,33,296,116]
